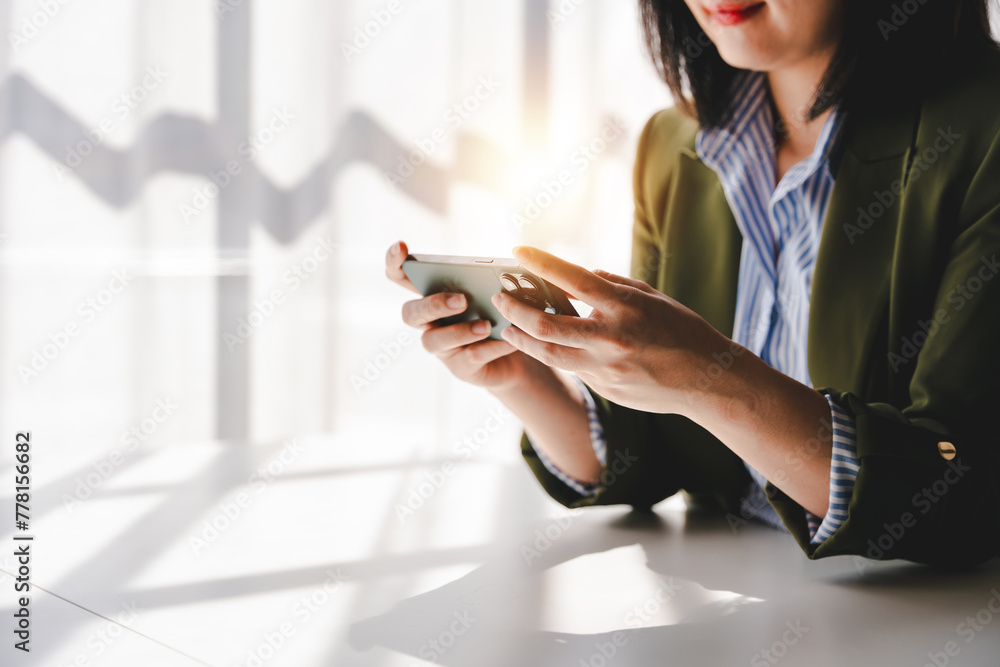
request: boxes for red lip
[708,2,765,26]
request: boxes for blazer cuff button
[937,441,957,461]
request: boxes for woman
[385,0,1000,567]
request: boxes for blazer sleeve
[766,127,1000,567]
[521,110,751,513]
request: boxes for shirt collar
[695,71,772,170]
[695,71,846,194]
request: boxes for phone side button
[474,258,494,263]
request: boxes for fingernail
[500,327,513,340]
[447,294,465,309]
[391,241,402,256]
[512,246,530,262]
[490,293,501,307]
[472,320,490,334]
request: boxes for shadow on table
[347,506,1000,667]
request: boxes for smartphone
[402,254,579,340]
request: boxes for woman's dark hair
[639,0,998,127]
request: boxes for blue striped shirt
[534,71,860,544]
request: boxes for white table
[4,429,999,667]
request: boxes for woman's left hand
[491,246,736,416]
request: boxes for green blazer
[521,50,1000,567]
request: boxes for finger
[491,292,593,348]
[402,292,467,328]
[500,325,592,373]
[511,246,618,311]
[449,338,519,367]
[421,319,493,355]
[591,269,654,304]
[593,269,658,294]
[385,240,420,294]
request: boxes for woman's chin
[714,43,781,72]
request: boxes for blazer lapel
[664,147,743,340]
[808,106,921,392]
[662,107,920,395]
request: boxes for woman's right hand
[385,240,530,391]
[387,241,602,484]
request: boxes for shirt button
[937,441,957,461]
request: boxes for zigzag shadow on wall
[0,75,510,244]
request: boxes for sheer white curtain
[0,0,668,461]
